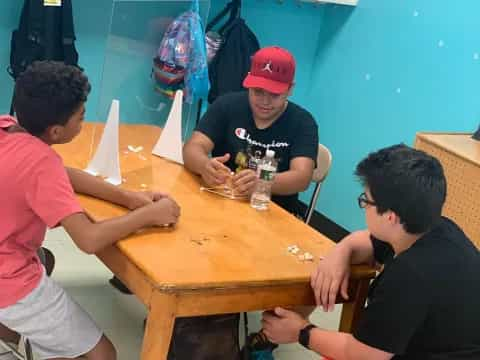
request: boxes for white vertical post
[152,90,184,164]
[84,99,122,185]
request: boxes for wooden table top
[55,123,365,292]
[416,132,480,166]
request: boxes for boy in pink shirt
[0,61,180,360]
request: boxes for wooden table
[55,123,375,360]
[415,132,480,248]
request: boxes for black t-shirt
[196,91,318,214]
[354,217,480,359]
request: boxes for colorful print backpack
[153,0,209,104]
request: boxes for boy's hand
[146,197,181,227]
[232,169,257,196]
[262,307,309,344]
[311,245,351,312]
[200,153,231,187]
[124,190,170,210]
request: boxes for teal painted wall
[308,1,480,230]
[0,1,478,231]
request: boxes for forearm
[66,167,130,208]
[63,207,154,254]
[337,230,374,265]
[309,328,392,360]
[87,209,154,252]
[183,143,210,175]
[271,170,310,195]
[308,329,361,360]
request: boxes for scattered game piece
[298,252,314,262]
[128,145,144,153]
[304,252,314,261]
[287,245,300,254]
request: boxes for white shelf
[301,0,358,6]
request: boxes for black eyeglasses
[358,192,376,209]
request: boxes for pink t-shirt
[0,115,83,308]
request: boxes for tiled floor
[37,228,342,360]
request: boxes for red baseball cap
[243,46,295,94]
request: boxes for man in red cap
[184,46,318,216]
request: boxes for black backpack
[8,0,79,80]
[207,18,260,104]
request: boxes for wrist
[118,189,134,209]
[199,156,211,176]
[298,323,317,349]
[134,203,157,227]
[336,239,353,259]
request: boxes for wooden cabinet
[415,133,480,248]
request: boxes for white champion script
[235,128,289,148]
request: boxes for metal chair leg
[305,183,322,225]
[24,338,33,360]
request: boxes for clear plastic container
[250,149,277,210]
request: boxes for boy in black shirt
[183,46,318,216]
[262,144,480,359]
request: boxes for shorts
[0,269,103,359]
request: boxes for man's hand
[232,169,257,197]
[145,197,181,227]
[124,190,170,210]
[200,153,231,187]
[262,307,310,344]
[311,244,351,312]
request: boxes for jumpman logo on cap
[261,61,273,73]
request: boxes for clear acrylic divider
[85,0,210,189]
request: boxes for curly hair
[14,61,91,136]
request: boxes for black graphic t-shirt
[196,91,318,214]
[354,218,480,359]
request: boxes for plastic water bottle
[248,149,262,172]
[250,149,277,210]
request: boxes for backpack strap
[27,0,44,46]
[61,0,79,66]
[190,0,199,14]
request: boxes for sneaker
[241,331,278,360]
[249,350,275,360]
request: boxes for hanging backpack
[207,18,260,104]
[8,0,80,80]
[153,0,209,104]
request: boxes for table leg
[339,279,370,333]
[141,291,177,360]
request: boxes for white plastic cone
[152,90,184,164]
[84,99,122,185]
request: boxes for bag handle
[191,0,199,13]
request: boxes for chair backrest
[312,143,332,183]
[304,143,332,224]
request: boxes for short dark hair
[14,61,91,136]
[355,144,446,234]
